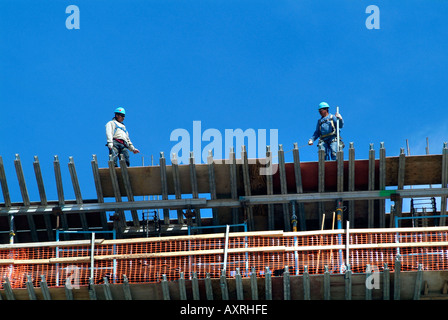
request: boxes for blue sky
[1,0,447,206]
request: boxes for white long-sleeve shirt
[105,120,136,151]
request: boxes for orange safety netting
[0,228,448,289]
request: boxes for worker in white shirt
[105,107,140,167]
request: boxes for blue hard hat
[318,102,330,109]
[114,107,126,115]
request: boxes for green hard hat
[318,102,330,109]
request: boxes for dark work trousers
[109,140,130,167]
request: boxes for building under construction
[0,141,447,300]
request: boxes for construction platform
[0,142,446,242]
[0,142,446,300]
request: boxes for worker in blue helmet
[105,107,140,167]
[308,102,344,160]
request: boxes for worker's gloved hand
[133,148,140,154]
[335,112,342,120]
[308,139,313,146]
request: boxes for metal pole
[223,224,230,274]
[90,232,95,282]
[336,106,340,152]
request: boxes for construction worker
[106,107,140,167]
[308,102,344,160]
